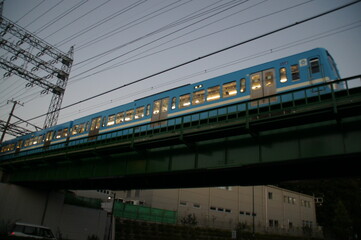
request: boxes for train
[0,48,341,160]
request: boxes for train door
[15,140,23,154]
[308,56,326,92]
[89,116,102,139]
[250,69,276,106]
[44,131,53,148]
[151,97,169,127]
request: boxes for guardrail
[1,75,361,164]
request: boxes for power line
[43,0,111,40]
[70,0,248,76]
[34,0,88,34]
[18,0,361,125]
[56,19,361,123]
[72,0,243,68]
[55,0,147,47]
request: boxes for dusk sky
[1,0,360,140]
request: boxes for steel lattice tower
[0,15,74,129]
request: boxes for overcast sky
[1,0,360,141]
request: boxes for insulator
[45,74,53,79]
[16,40,24,46]
[41,90,48,95]
[26,83,33,88]
[31,67,39,72]
[0,31,6,36]
[10,56,17,61]
[36,51,44,57]
[3,72,12,77]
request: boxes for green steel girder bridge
[1,76,361,190]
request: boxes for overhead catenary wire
[72,0,245,69]
[56,20,361,122]
[16,0,361,125]
[55,0,148,47]
[70,0,249,76]
[34,0,88,34]
[42,0,112,40]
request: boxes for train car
[0,48,341,160]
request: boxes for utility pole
[0,100,23,143]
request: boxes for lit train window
[171,97,176,109]
[125,109,134,122]
[56,130,62,139]
[45,131,53,141]
[265,72,274,87]
[280,68,287,83]
[223,81,237,98]
[102,117,107,127]
[146,104,151,116]
[161,99,169,112]
[310,58,320,74]
[135,106,145,119]
[116,112,124,124]
[90,117,102,131]
[62,128,68,138]
[79,123,85,133]
[153,100,161,114]
[72,125,79,135]
[192,90,205,105]
[179,94,191,108]
[251,74,261,90]
[207,86,220,101]
[16,140,23,149]
[107,114,115,126]
[291,64,300,81]
[240,78,246,92]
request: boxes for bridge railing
[2,75,361,162]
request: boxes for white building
[115,185,321,237]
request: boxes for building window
[218,186,232,191]
[210,206,217,211]
[180,201,187,206]
[269,219,279,228]
[193,203,200,208]
[268,192,273,200]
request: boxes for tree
[180,213,198,226]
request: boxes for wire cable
[17,0,361,125]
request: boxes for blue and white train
[0,48,341,160]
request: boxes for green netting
[114,202,177,224]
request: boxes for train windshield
[327,51,340,79]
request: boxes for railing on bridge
[1,75,361,165]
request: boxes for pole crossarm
[0,120,32,137]
[0,39,69,80]
[0,57,64,95]
[0,16,72,67]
